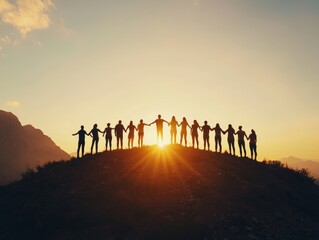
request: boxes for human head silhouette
[172,116,176,121]
[140,119,143,123]
[94,124,97,128]
[107,123,110,127]
[216,123,220,128]
[183,117,186,121]
[158,114,161,119]
[251,129,255,134]
[130,120,133,125]
[204,121,207,125]
[228,124,232,128]
[119,120,122,124]
[239,126,242,130]
[81,125,84,130]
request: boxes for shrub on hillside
[262,160,315,184]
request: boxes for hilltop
[0,110,70,185]
[0,145,318,240]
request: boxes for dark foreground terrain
[0,145,318,240]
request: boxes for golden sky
[1,0,319,160]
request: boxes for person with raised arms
[126,121,137,149]
[88,124,103,154]
[200,121,212,151]
[149,114,169,145]
[72,125,89,158]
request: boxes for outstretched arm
[72,132,78,136]
[149,120,156,125]
[245,132,248,139]
[87,130,92,137]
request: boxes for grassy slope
[0,145,318,240]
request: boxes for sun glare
[157,142,165,148]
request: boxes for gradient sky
[1,0,319,160]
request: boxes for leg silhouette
[91,139,94,154]
[120,136,123,149]
[81,142,85,157]
[215,138,218,152]
[77,142,81,158]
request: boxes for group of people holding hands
[72,114,257,161]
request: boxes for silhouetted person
[126,121,137,149]
[247,129,257,161]
[235,126,248,157]
[169,116,179,144]
[223,124,236,155]
[150,114,169,145]
[72,125,89,158]
[200,121,212,150]
[115,120,126,150]
[88,124,103,154]
[102,123,114,151]
[191,120,200,149]
[137,119,149,147]
[212,123,224,153]
[179,117,191,146]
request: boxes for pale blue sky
[1,0,319,160]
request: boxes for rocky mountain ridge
[0,110,70,185]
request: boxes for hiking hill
[0,145,318,240]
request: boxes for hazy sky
[1,0,319,160]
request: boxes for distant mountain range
[279,156,319,178]
[0,110,70,185]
